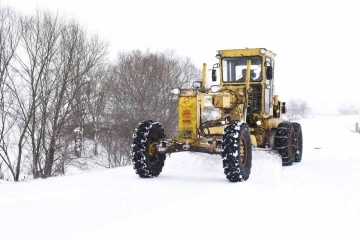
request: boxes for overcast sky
[2,0,359,111]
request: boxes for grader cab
[131,48,303,182]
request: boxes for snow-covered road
[1,115,360,240]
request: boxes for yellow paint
[273,95,279,106]
[178,96,197,139]
[148,142,156,157]
[207,126,225,135]
[245,60,251,92]
[250,135,257,147]
[172,47,287,154]
[217,48,276,59]
[201,63,207,88]
[214,94,231,108]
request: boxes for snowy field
[1,115,360,240]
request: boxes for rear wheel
[293,122,303,162]
[275,121,296,166]
[221,121,252,182]
[131,120,166,178]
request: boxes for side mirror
[281,102,286,114]
[266,66,273,80]
[212,69,217,82]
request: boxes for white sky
[2,0,360,109]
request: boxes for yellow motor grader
[131,48,303,182]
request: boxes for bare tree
[7,10,63,180]
[6,10,108,179]
[41,19,108,178]
[287,98,310,120]
[0,6,21,181]
[111,49,199,131]
[84,64,108,156]
[1,8,200,178]
[0,161,4,179]
[338,104,359,115]
[99,127,130,168]
[67,63,109,159]
[103,49,200,166]
[0,7,20,87]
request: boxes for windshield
[222,56,262,82]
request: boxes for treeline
[0,7,200,181]
[286,98,310,120]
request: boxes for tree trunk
[43,135,56,178]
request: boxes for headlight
[170,88,180,95]
[210,85,221,93]
[256,120,261,125]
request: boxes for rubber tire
[292,122,303,162]
[131,120,166,178]
[275,121,296,166]
[221,121,252,182]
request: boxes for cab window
[222,56,262,82]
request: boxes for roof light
[215,51,221,59]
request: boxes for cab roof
[217,48,276,58]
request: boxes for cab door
[264,57,274,115]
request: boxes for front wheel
[131,120,166,178]
[293,122,303,162]
[221,121,252,182]
[275,121,296,166]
